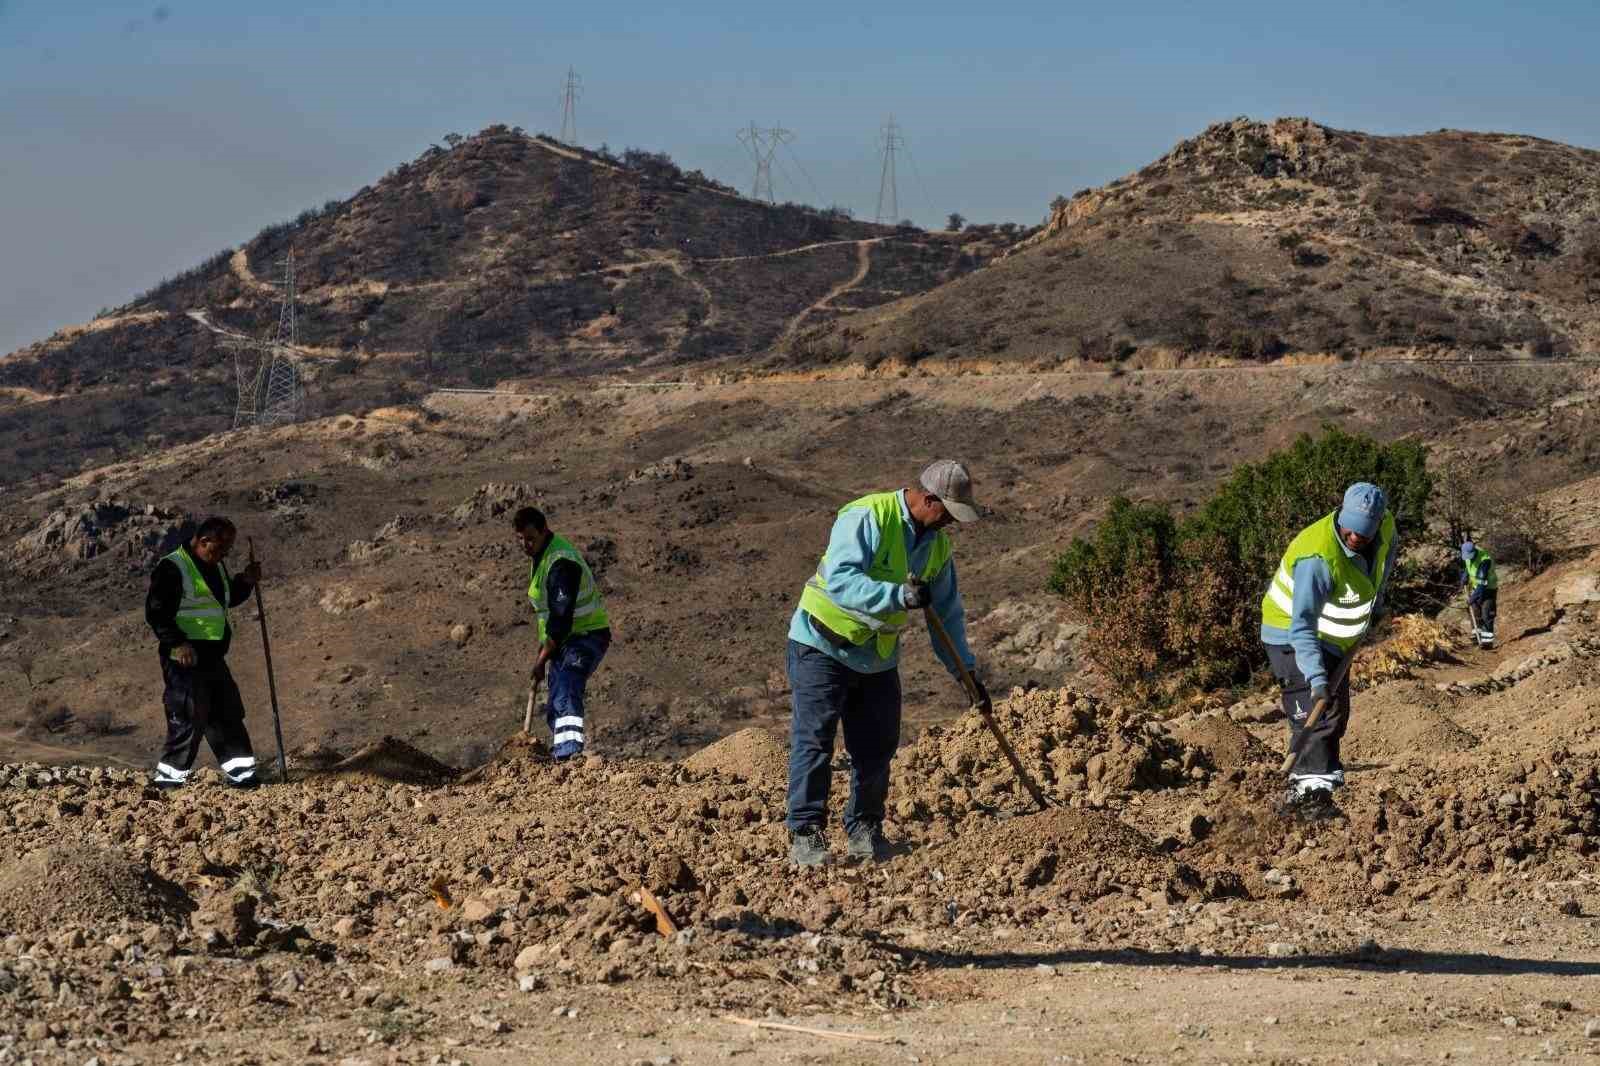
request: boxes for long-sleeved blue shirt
[1260,532,1398,690]
[789,490,976,677]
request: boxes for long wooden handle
[922,606,1050,812]
[522,678,540,735]
[1278,637,1364,774]
[248,537,289,783]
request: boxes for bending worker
[785,460,988,866]
[512,506,611,760]
[1460,539,1497,647]
[145,516,262,789]
[1260,483,1397,818]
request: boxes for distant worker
[513,507,611,760]
[145,517,263,789]
[1460,539,1498,648]
[786,460,989,866]
[1260,483,1397,819]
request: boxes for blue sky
[3,0,1598,356]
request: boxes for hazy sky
[3,0,1598,356]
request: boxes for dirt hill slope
[0,127,1018,486]
[778,117,1600,370]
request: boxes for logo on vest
[1336,584,1361,605]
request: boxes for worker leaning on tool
[513,506,611,760]
[145,516,262,790]
[1460,539,1498,648]
[1259,483,1398,820]
[785,460,988,867]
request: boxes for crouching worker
[513,507,611,760]
[145,516,262,789]
[1260,483,1397,820]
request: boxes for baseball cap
[920,460,981,522]
[1461,540,1475,560]
[1336,482,1387,540]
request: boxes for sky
[3,0,1599,357]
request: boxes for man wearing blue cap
[1260,483,1398,818]
[1460,540,1497,647]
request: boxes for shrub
[21,697,72,736]
[1050,426,1433,696]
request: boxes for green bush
[1049,426,1433,696]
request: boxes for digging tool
[922,605,1050,812]
[521,677,541,735]
[1466,599,1482,643]
[247,538,290,784]
[1278,628,1373,774]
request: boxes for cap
[1461,540,1475,560]
[1336,482,1387,540]
[920,460,980,523]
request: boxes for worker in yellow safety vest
[785,460,988,867]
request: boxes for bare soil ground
[1,360,1599,1063]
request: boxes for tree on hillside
[946,212,966,232]
[443,133,464,150]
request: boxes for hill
[0,126,1020,486]
[776,117,1600,370]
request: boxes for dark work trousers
[1470,589,1498,636]
[544,630,610,760]
[156,657,257,786]
[1264,642,1349,787]
[785,640,902,836]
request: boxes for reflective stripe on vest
[164,546,230,643]
[527,534,610,643]
[1467,550,1498,591]
[796,491,953,659]
[1260,510,1396,652]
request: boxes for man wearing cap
[1260,483,1398,818]
[1459,540,1497,648]
[785,460,988,866]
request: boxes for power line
[736,122,793,203]
[559,67,582,144]
[780,141,823,206]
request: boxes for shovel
[522,677,542,735]
[923,606,1050,812]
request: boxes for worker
[145,516,263,789]
[1460,540,1498,647]
[513,507,611,759]
[1259,483,1398,819]
[785,460,989,866]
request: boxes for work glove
[242,559,263,585]
[530,659,548,685]
[900,576,929,609]
[1309,683,1331,709]
[971,678,992,714]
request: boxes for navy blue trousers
[545,631,609,759]
[785,640,901,835]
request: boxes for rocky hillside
[778,117,1600,370]
[0,127,1019,486]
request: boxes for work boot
[226,777,262,791]
[551,741,585,761]
[846,822,892,863]
[789,826,829,867]
[1279,786,1342,823]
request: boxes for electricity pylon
[876,116,904,223]
[559,68,581,144]
[228,249,304,428]
[737,122,793,203]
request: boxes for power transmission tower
[227,249,304,428]
[876,116,904,223]
[559,67,581,144]
[737,122,793,203]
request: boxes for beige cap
[920,460,980,522]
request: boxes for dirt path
[1,728,140,768]
[230,248,278,297]
[774,239,877,351]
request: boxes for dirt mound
[328,736,458,785]
[892,687,1198,819]
[1344,704,1480,763]
[1174,714,1271,771]
[0,845,192,933]
[681,727,788,785]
